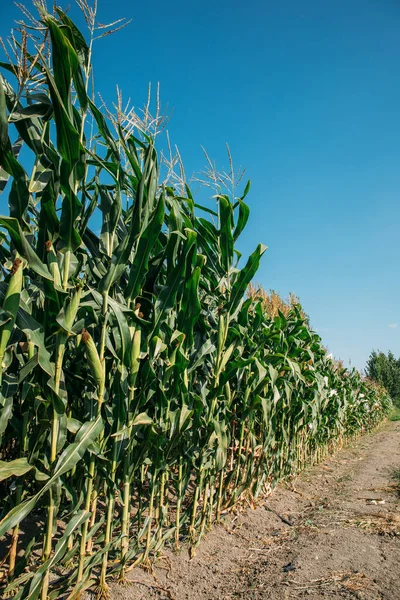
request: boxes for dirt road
[109,421,400,600]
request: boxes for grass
[389,406,400,421]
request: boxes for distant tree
[365,350,400,406]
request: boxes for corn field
[0,5,392,600]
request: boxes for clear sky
[1,0,399,370]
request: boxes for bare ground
[108,421,400,600]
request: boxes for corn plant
[0,5,391,599]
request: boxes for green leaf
[0,138,23,194]
[0,73,8,152]
[177,265,202,347]
[268,363,279,387]
[0,458,34,481]
[98,187,117,255]
[43,15,79,112]
[59,170,82,252]
[112,412,153,438]
[9,102,52,121]
[233,199,250,242]
[16,307,55,377]
[0,147,29,223]
[0,394,13,440]
[132,412,153,426]
[29,158,53,194]
[8,178,29,225]
[125,194,165,300]
[188,339,215,373]
[88,99,119,160]
[218,195,234,272]
[227,243,267,315]
[38,21,83,170]
[0,217,53,280]
[55,9,90,69]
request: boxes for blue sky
[1,0,399,370]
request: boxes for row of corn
[0,6,391,600]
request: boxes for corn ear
[45,241,62,288]
[81,329,104,393]
[130,327,141,381]
[63,285,83,332]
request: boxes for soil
[107,421,400,600]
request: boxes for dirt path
[110,421,400,600]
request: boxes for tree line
[366,350,400,407]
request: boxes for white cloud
[388,323,398,329]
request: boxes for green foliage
[0,6,391,599]
[389,405,400,422]
[366,350,400,407]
